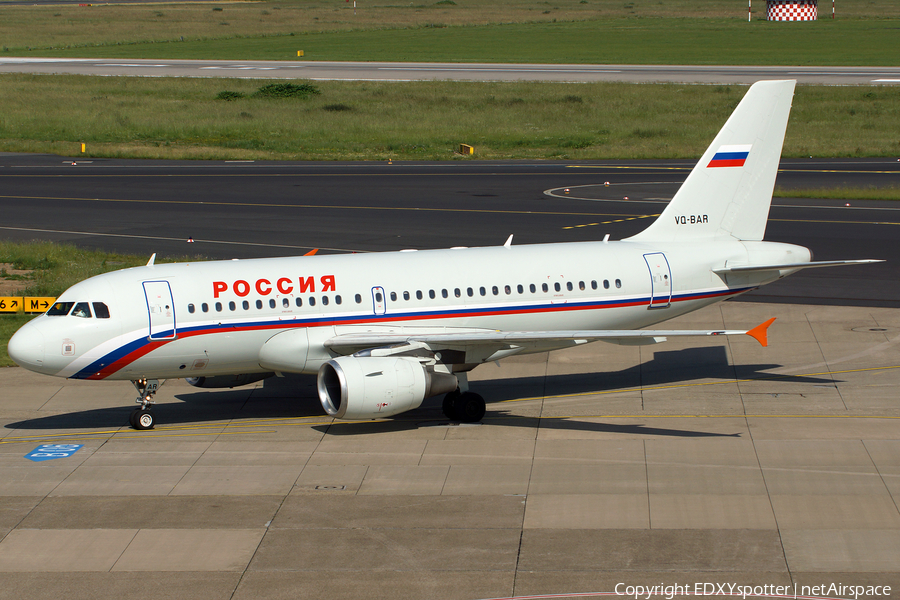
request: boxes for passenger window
[269,299,276,309]
[616,279,622,288]
[567,282,573,291]
[355,294,362,304]
[467,288,474,297]
[215,302,223,312]
[517,285,524,294]
[429,290,436,299]
[229,301,236,311]
[188,304,195,314]
[404,291,410,301]
[243,300,250,310]
[529,284,536,293]
[375,292,383,302]
[579,281,585,291]
[256,300,263,309]
[321,296,329,306]
[480,287,486,296]
[202,303,209,313]
[416,291,423,300]
[604,280,610,289]
[335,295,342,305]
[72,302,92,318]
[47,301,75,316]
[591,280,598,290]
[542,283,548,293]
[504,285,511,295]
[442,289,448,299]
[92,302,110,318]
[492,286,499,296]
[284,298,291,308]
[390,292,397,301]
[554,283,561,292]
[309,297,316,307]
[296,298,303,307]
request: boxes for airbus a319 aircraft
[8,80,880,430]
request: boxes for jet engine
[185,373,274,388]
[317,356,458,420]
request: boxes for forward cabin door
[643,253,672,309]
[143,281,177,340]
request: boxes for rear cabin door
[643,253,672,309]
[143,281,177,339]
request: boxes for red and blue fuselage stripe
[72,286,753,380]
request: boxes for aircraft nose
[7,322,45,372]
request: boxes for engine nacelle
[186,373,274,388]
[317,356,458,420]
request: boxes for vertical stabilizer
[627,80,796,243]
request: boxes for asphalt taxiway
[1,302,899,599]
[1,154,898,306]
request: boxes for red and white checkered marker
[766,0,817,21]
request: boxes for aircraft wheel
[442,390,461,420]
[128,409,139,428]
[133,409,155,430]
[456,392,486,423]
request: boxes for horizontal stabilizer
[714,259,883,274]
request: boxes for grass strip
[25,19,898,66]
[1,75,898,161]
[3,1,899,66]
[775,186,900,201]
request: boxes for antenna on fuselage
[503,235,513,248]
[147,253,156,267]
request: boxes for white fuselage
[8,237,807,382]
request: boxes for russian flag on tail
[707,144,752,168]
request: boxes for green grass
[2,0,898,65]
[1,75,898,160]
[9,18,899,66]
[775,186,900,201]
[0,240,150,298]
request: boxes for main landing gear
[442,390,486,423]
[129,378,160,430]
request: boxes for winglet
[304,249,319,256]
[746,317,776,347]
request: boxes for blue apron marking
[25,444,83,462]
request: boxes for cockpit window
[47,301,75,316]
[71,302,92,318]
[92,302,110,319]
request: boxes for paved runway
[1,302,899,599]
[2,58,900,85]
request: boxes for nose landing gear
[129,378,161,430]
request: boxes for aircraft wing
[324,318,776,362]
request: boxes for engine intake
[317,356,457,420]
